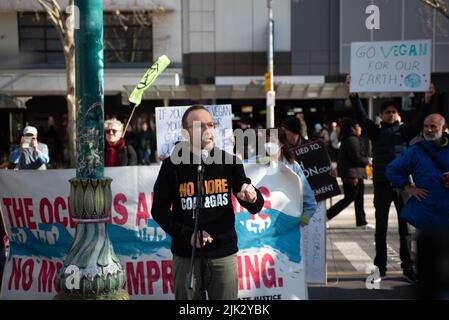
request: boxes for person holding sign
[151,105,264,300]
[265,129,317,227]
[281,116,309,148]
[347,75,435,282]
[281,115,339,200]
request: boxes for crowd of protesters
[1,76,448,299]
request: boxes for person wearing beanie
[281,115,337,231]
[281,116,308,148]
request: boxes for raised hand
[424,83,435,104]
[237,183,257,204]
[345,74,351,87]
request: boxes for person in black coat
[347,75,434,281]
[137,120,155,165]
[326,118,372,228]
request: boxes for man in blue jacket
[387,113,449,230]
[387,113,449,298]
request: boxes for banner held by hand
[123,55,171,135]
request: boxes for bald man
[387,113,449,230]
[387,114,449,298]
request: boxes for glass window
[18,12,63,64]
[103,11,153,64]
[18,11,153,65]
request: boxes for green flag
[128,55,171,107]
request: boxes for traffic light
[264,72,271,93]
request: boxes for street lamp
[266,0,275,128]
[55,0,128,300]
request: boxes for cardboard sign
[155,105,233,159]
[291,140,340,202]
[350,40,431,92]
[302,201,327,284]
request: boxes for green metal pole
[55,0,128,300]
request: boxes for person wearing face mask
[346,75,435,283]
[265,129,317,227]
[280,116,337,179]
[281,116,308,148]
[326,118,373,229]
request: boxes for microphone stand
[189,153,208,300]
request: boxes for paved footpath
[308,179,418,299]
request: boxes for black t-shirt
[151,147,264,258]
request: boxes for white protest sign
[350,39,431,92]
[155,105,233,159]
[302,201,326,284]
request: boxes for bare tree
[420,0,449,20]
[34,2,172,167]
[36,0,76,167]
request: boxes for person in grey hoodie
[9,126,50,170]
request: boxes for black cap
[281,116,301,135]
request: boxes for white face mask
[265,142,280,156]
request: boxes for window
[18,12,64,64]
[18,11,153,65]
[103,11,153,64]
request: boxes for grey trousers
[172,253,238,300]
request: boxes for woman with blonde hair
[104,118,138,167]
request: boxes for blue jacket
[386,135,449,230]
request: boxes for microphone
[198,149,209,172]
[201,149,209,162]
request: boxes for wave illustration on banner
[108,224,171,259]
[8,224,73,259]
[1,166,311,299]
[7,223,171,262]
[236,208,301,263]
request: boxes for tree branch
[36,0,73,50]
[36,0,57,17]
[420,0,449,20]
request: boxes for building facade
[0,0,448,157]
